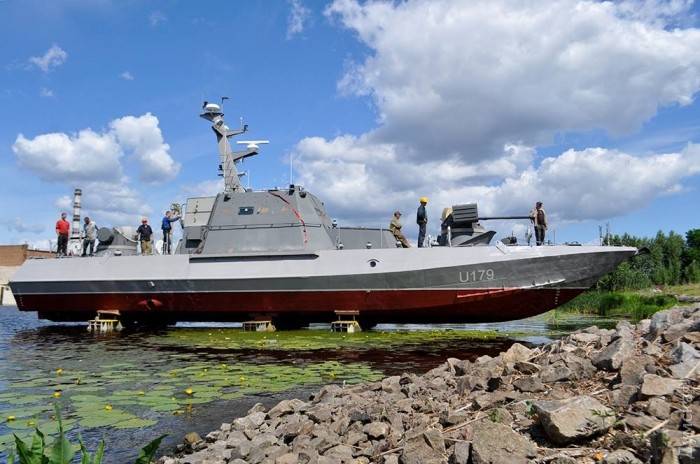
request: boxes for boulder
[669,342,700,379]
[184,432,203,446]
[539,362,574,383]
[470,420,536,464]
[593,338,635,371]
[401,428,446,464]
[502,343,533,364]
[449,442,470,464]
[534,396,616,444]
[363,421,390,439]
[640,374,683,397]
[513,376,545,393]
[619,356,651,386]
[275,453,299,464]
[646,397,671,419]
[602,449,643,464]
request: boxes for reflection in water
[0,305,619,463]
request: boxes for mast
[199,100,267,193]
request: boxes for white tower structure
[67,188,83,256]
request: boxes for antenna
[289,152,294,185]
[221,96,229,112]
[236,140,270,150]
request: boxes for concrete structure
[0,245,53,305]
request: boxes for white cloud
[28,44,67,73]
[12,114,178,230]
[3,218,46,235]
[290,0,700,231]
[287,0,310,39]
[325,0,700,159]
[182,179,224,197]
[120,71,134,81]
[13,113,179,184]
[149,10,167,27]
[110,113,181,183]
[39,87,54,98]
[296,140,700,229]
[13,129,124,183]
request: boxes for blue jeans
[418,223,427,247]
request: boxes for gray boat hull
[10,245,637,324]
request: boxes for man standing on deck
[137,218,154,255]
[82,216,97,257]
[161,210,180,255]
[529,201,548,246]
[389,211,410,248]
[416,197,428,247]
[55,212,70,257]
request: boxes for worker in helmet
[389,211,410,248]
[416,197,428,247]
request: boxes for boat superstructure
[10,100,637,327]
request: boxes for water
[0,305,621,462]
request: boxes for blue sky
[1,0,700,249]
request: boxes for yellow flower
[137,391,145,396]
[52,391,61,398]
[104,405,112,411]
[26,420,36,426]
[184,388,193,396]
[56,368,63,375]
[7,416,16,422]
[239,376,246,381]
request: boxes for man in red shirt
[55,212,70,256]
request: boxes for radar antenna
[200,99,267,192]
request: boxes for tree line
[597,229,700,291]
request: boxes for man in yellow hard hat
[416,197,428,247]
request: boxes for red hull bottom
[17,287,585,324]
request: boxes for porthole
[368,259,379,268]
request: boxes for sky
[1,0,700,250]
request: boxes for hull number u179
[459,269,495,283]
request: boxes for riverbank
[160,304,699,464]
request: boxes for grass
[558,291,677,320]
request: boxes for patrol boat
[10,102,638,327]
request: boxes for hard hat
[419,197,428,203]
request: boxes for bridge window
[238,207,254,215]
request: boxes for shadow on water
[0,305,623,462]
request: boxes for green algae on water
[147,328,501,351]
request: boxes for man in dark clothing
[137,218,154,255]
[529,201,548,246]
[55,212,70,257]
[161,210,181,255]
[416,197,428,248]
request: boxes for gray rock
[610,385,638,407]
[640,374,683,397]
[602,449,643,464]
[449,442,470,464]
[647,397,672,419]
[669,342,700,379]
[649,308,685,337]
[593,338,635,371]
[307,405,332,423]
[502,343,533,364]
[268,399,301,419]
[383,455,399,464]
[570,332,600,345]
[619,355,651,386]
[514,361,540,374]
[184,432,203,446]
[248,402,267,414]
[401,428,446,464]
[363,421,389,439]
[663,319,698,343]
[323,444,354,461]
[534,395,616,444]
[539,362,574,383]
[275,453,299,464]
[470,420,536,464]
[513,376,545,392]
[624,413,659,432]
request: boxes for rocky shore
[159,304,699,464]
